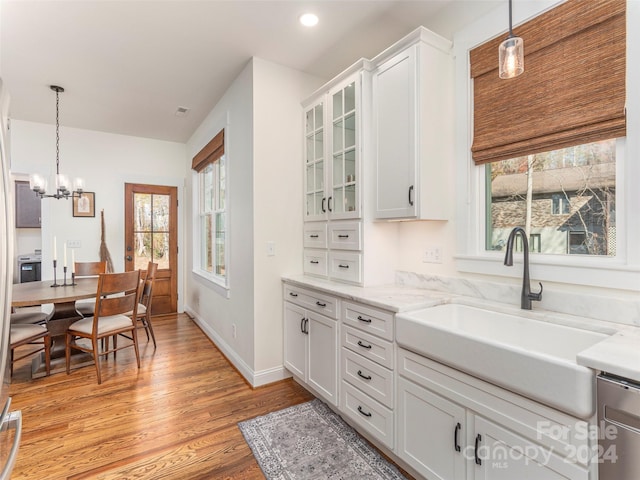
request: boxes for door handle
[126,255,133,261]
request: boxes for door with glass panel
[305,101,326,221]
[124,183,178,314]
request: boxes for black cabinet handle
[357,340,372,350]
[337,234,350,238]
[474,434,482,465]
[454,423,461,453]
[316,301,326,307]
[357,370,372,381]
[328,196,333,212]
[289,292,298,297]
[310,260,319,264]
[300,317,305,333]
[357,406,372,418]
[408,185,414,206]
[304,318,309,334]
[357,315,372,323]
[321,197,326,213]
[338,264,349,269]
[309,234,319,238]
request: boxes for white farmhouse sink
[396,303,610,418]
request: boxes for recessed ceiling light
[175,106,189,117]
[299,13,319,27]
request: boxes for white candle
[71,249,75,274]
[53,236,57,261]
[63,242,67,267]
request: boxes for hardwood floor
[9,313,313,479]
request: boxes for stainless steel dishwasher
[597,373,640,479]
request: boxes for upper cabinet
[15,180,41,228]
[372,28,453,220]
[304,71,363,222]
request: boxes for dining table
[11,277,99,377]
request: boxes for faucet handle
[529,282,543,301]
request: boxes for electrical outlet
[67,240,81,248]
[232,324,237,338]
[423,246,442,264]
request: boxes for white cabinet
[372,27,453,220]
[340,301,396,449]
[283,284,339,406]
[397,348,593,480]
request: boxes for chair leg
[92,338,102,385]
[146,317,157,348]
[10,350,13,377]
[44,334,51,376]
[131,327,141,369]
[66,333,72,375]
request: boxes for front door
[124,183,178,314]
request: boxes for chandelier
[29,85,85,199]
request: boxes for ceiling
[1,0,500,144]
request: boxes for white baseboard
[184,306,291,388]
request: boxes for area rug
[238,398,408,480]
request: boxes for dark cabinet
[15,180,41,228]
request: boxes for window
[486,140,616,256]
[200,158,226,278]
[453,0,639,290]
[192,129,228,289]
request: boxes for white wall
[252,57,324,378]
[9,120,186,306]
[185,60,257,377]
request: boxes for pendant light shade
[499,0,524,79]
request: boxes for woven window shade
[192,129,224,172]
[470,0,626,165]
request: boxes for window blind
[192,129,224,172]
[470,0,626,165]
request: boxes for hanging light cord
[55,88,60,176]
[508,0,514,38]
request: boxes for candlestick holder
[51,259,61,287]
[67,272,77,286]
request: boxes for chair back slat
[75,261,107,277]
[94,271,141,321]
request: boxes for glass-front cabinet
[304,73,360,222]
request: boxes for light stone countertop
[283,275,640,383]
[282,274,454,312]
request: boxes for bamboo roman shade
[470,0,626,165]
[192,129,224,172]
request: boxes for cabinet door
[472,416,587,480]
[283,302,307,380]
[305,101,326,221]
[373,46,417,219]
[15,180,41,228]
[307,311,338,406]
[397,377,466,480]
[328,77,360,219]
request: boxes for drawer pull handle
[357,341,372,350]
[337,234,350,238]
[310,260,319,264]
[309,234,319,238]
[338,264,349,269]
[357,370,372,381]
[454,422,461,452]
[289,292,298,297]
[357,406,372,418]
[474,434,482,465]
[357,315,372,323]
[316,301,326,307]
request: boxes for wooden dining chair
[11,324,50,377]
[74,261,107,317]
[65,270,141,384]
[132,262,158,348]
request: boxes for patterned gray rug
[238,398,408,479]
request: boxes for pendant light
[499,0,524,79]
[29,85,85,199]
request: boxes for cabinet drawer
[284,284,339,319]
[343,325,394,369]
[303,223,328,249]
[342,348,393,408]
[341,381,394,450]
[303,249,328,277]
[328,221,361,250]
[328,252,361,284]
[342,301,394,341]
